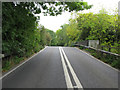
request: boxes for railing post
[108,46,111,52]
[101,46,103,50]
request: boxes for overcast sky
[38,0,120,32]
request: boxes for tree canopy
[55,9,120,54]
[2,1,92,70]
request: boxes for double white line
[59,47,83,90]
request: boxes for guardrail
[74,44,120,57]
[98,45,120,52]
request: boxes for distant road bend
[2,46,119,89]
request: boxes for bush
[2,60,12,71]
[12,56,24,64]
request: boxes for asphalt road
[2,46,119,89]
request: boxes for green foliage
[2,60,12,71]
[46,32,51,45]
[12,56,24,64]
[79,46,120,69]
[55,8,120,54]
[2,2,37,57]
[66,19,80,45]
[56,24,70,46]
[46,29,56,46]
[77,10,118,47]
[56,29,65,46]
[3,2,91,71]
[55,20,80,46]
[40,2,92,16]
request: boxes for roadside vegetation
[79,46,120,69]
[2,2,91,72]
[2,2,120,71]
[54,9,120,70]
[55,9,120,54]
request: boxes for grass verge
[2,46,44,72]
[79,46,120,70]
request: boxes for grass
[2,55,29,72]
[79,46,120,70]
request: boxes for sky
[38,0,120,32]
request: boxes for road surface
[2,46,119,89]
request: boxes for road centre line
[61,47,83,89]
[59,47,73,89]
[0,46,48,80]
[59,47,83,89]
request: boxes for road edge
[0,46,48,80]
[74,47,119,72]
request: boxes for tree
[2,2,38,56]
[46,32,52,46]
[55,8,120,53]
[66,19,80,45]
[76,10,118,47]
[2,1,92,56]
[46,29,56,46]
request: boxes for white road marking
[74,47,119,72]
[61,48,83,89]
[0,47,48,80]
[73,86,78,88]
[59,47,73,89]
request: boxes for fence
[74,41,120,56]
[98,45,120,53]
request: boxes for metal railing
[74,44,120,57]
